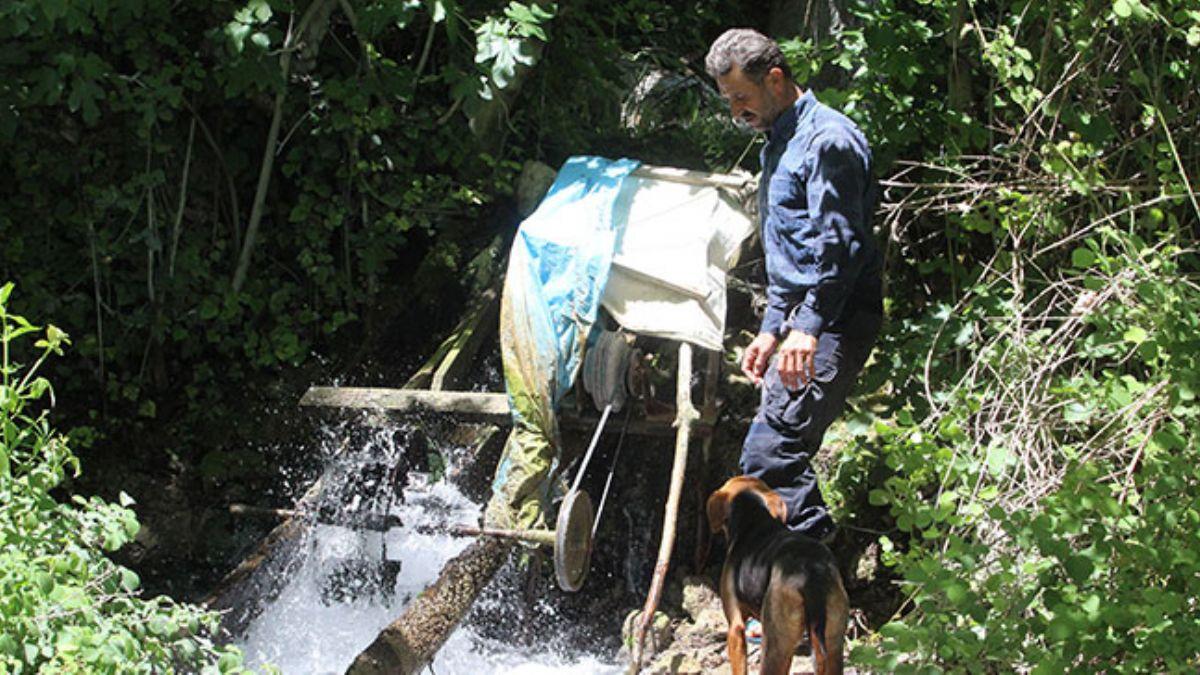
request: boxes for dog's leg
[820,574,850,675]
[761,577,805,675]
[720,568,749,675]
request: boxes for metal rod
[446,524,557,547]
[229,504,302,519]
[570,402,613,494]
[592,404,633,541]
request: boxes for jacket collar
[768,89,818,142]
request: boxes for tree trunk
[347,537,514,674]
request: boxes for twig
[169,117,196,278]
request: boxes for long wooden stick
[232,0,336,292]
[629,342,697,672]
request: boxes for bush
[0,282,247,673]
[779,0,1200,671]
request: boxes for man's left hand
[777,330,819,390]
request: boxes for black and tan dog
[706,476,849,675]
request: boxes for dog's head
[706,475,787,534]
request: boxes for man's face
[716,65,788,132]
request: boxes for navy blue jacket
[757,91,883,337]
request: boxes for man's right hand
[741,332,779,386]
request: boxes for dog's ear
[762,488,787,524]
[706,486,730,534]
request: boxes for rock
[646,651,706,674]
[680,575,719,621]
[855,540,879,582]
[621,609,673,661]
[516,161,557,217]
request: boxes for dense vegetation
[1,0,1196,671]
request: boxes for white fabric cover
[601,176,755,351]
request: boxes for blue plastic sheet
[485,156,640,529]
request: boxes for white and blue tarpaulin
[485,156,754,529]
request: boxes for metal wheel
[553,489,594,592]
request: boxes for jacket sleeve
[760,285,790,337]
[788,133,869,337]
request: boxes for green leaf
[42,0,68,21]
[0,281,12,305]
[986,444,1012,476]
[1064,555,1093,583]
[1064,402,1092,423]
[224,21,252,53]
[429,0,447,23]
[1071,247,1096,268]
[250,0,272,22]
[120,569,140,592]
[1123,326,1148,344]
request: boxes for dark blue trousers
[740,311,881,538]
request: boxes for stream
[234,421,625,674]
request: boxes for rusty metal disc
[554,489,594,592]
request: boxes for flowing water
[235,421,624,674]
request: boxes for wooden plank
[299,387,510,422]
[300,386,716,437]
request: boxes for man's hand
[741,333,778,386]
[777,330,819,390]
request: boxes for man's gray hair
[705,28,792,83]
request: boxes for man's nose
[730,101,744,120]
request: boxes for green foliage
[788,0,1200,671]
[0,0,754,469]
[0,283,248,672]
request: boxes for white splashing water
[236,428,621,675]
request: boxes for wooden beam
[299,387,510,422]
[300,386,717,437]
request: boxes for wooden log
[299,387,511,421]
[347,537,514,674]
[403,286,501,391]
[629,342,698,672]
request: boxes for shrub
[0,282,247,673]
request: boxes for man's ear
[765,66,787,94]
[706,487,731,534]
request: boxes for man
[706,28,883,543]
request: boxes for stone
[516,161,557,217]
[621,608,673,661]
